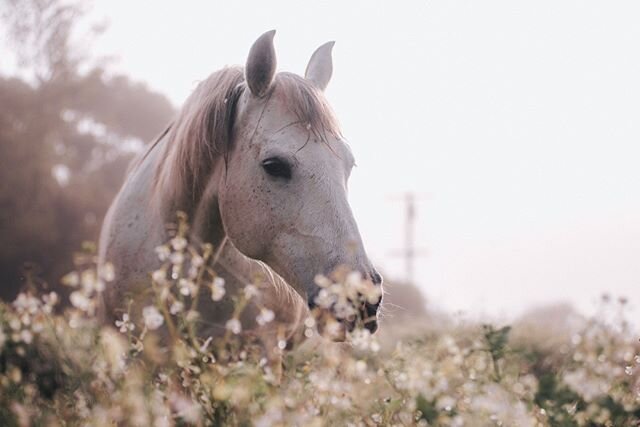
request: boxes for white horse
[98,30,383,345]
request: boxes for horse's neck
[215,239,306,327]
[214,239,291,296]
[188,209,306,332]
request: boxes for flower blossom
[143,306,164,330]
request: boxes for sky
[32,1,640,320]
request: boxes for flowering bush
[1,225,639,426]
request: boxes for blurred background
[0,0,638,326]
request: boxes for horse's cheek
[219,179,271,259]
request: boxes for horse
[98,30,383,351]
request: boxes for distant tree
[0,0,175,299]
[510,303,585,362]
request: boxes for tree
[0,0,175,299]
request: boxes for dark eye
[261,157,292,180]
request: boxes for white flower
[81,269,99,292]
[226,319,242,334]
[100,263,116,282]
[61,272,80,287]
[347,328,380,353]
[255,407,284,427]
[191,255,204,268]
[357,278,382,305]
[170,300,184,315]
[170,236,188,251]
[70,291,92,312]
[142,306,164,330]
[68,311,83,329]
[345,271,363,288]
[256,308,275,326]
[178,279,195,296]
[19,329,33,344]
[42,292,58,313]
[169,252,185,265]
[210,277,226,301]
[169,392,200,424]
[324,319,344,340]
[304,316,316,328]
[31,315,44,333]
[349,328,373,351]
[115,313,135,333]
[13,292,40,314]
[314,274,332,288]
[244,284,259,299]
[152,269,168,285]
[314,289,337,309]
[9,318,20,331]
[334,300,357,319]
[155,245,171,261]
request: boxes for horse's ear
[246,30,277,97]
[304,41,335,91]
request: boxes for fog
[16,0,640,319]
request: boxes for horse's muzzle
[307,269,383,336]
[341,297,381,334]
[361,300,380,333]
[362,270,383,333]
[308,293,382,336]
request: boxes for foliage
[0,0,175,296]
[0,228,638,426]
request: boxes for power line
[388,193,428,285]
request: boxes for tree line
[0,0,175,299]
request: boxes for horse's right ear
[305,41,335,91]
[246,30,277,98]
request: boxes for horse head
[217,31,383,333]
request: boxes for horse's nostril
[364,300,380,317]
[363,301,380,333]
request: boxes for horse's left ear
[305,41,335,91]
[246,30,277,97]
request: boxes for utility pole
[389,193,428,284]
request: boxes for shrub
[1,223,639,426]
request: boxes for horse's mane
[154,66,342,206]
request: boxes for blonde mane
[153,67,342,207]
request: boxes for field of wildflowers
[1,226,639,426]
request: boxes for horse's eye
[261,157,292,180]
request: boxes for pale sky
[23,1,640,320]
